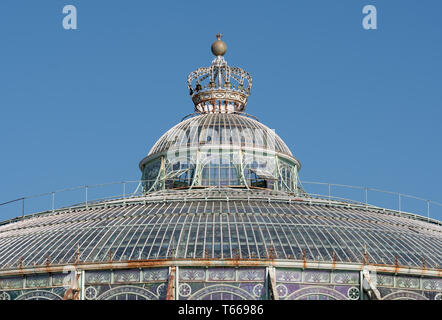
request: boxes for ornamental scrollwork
[143,268,169,281]
[85,271,111,284]
[0,291,11,300]
[179,269,205,281]
[276,284,288,298]
[333,272,358,284]
[0,277,22,289]
[304,271,330,283]
[422,279,441,291]
[253,284,264,298]
[85,286,98,300]
[179,283,192,297]
[238,269,265,281]
[114,269,140,283]
[347,287,360,300]
[156,283,167,297]
[26,275,50,288]
[208,268,235,281]
[397,277,419,289]
[276,270,301,282]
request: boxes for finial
[211,33,227,56]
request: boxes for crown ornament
[187,33,253,114]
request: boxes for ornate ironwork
[187,35,252,113]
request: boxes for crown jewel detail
[187,35,252,114]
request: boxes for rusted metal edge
[0,259,440,278]
[166,266,176,300]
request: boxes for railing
[300,181,442,222]
[0,180,145,224]
[0,179,441,224]
[181,111,259,122]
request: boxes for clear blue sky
[0,0,441,220]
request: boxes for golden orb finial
[211,33,227,56]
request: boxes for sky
[0,0,441,221]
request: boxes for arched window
[143,159,161,191]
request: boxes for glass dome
[0,188,440,269]
[0,35,440,301]
[139,113,301,193]
[147,113,294,156]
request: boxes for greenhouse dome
[0,34,440,301]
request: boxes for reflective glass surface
[0,189,440,269]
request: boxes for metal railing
[0,180,145,223]
[0,179,441,224]
[299,181,442,222]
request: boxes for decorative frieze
[142,268,169,282]
[179,268,205,281]
[26,274,50,288]
[114,269,140,283]
[0,276,22,289]
[304,270,330,283]
[237,268,265,281]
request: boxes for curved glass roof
[146,113,294,158]
[0,189,440,270]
